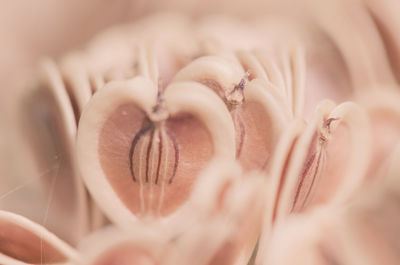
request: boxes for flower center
[129,113,179,186]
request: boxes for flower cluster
[2,12,400,265]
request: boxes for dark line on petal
[166,129,179,184]
[129,124,152,182]
[292,152,316,211]
[145,129,155,183]
[301,149,324,210]
[155,130,163,185]
[235,113,246,158]
[272,139,297,222]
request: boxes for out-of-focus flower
[259,143,400,265]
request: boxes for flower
[2,5,400,265]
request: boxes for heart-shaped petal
[77,77,235,225]
[173,56,288,171]
[271,100,371,221]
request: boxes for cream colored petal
[172,56,243,99]
[235,51,291,116]
[308,0,397,90]
[59,53,92,119]
[169,160,265,265]
[365,0,400,82]
[357,90,400,180]
[18,58,89,244]
[238,79,290,171]
[257,119,306,262]
[252,50,287,101]
[78,225,170,265]
[0,210,80,265]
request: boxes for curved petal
[18,58,89,244]
[76,77,235,226]
[0,211,79,265]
